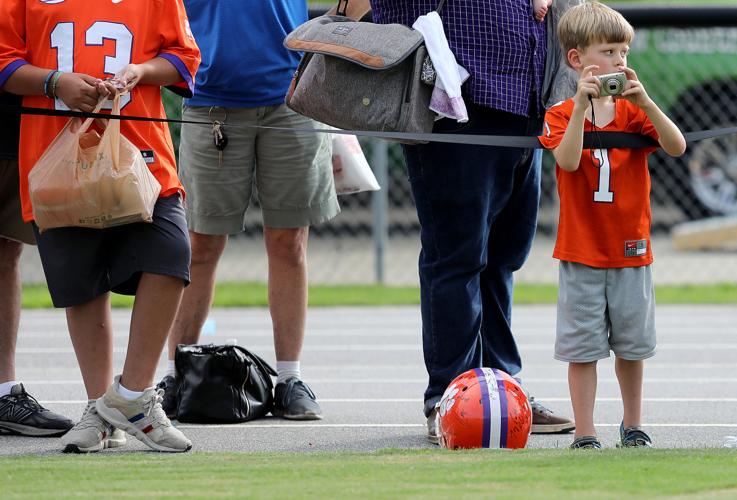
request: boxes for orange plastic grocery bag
[29,94,161,230]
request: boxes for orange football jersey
[0,0,200,222]
[539,98,660,268]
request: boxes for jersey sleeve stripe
[0,59,28,89]
[158,53,194,98]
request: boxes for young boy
[539,1,686,449]
[0,0,200,452]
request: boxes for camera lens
[604,77,622,94]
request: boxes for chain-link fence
[23,9,737,287]
[212,19,737,286]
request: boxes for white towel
[412,11,469,122]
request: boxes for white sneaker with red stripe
[95,376,192,453]
[61,400,126,453]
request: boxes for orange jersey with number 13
[0,0,200,222]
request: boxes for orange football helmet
[437,368,532,449]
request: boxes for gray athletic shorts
[555,261,656,363]
[179,104,340,234]
[32,194,190,308]
[0,159,35,245]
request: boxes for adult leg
[480,146,541,375]
[65,294,114,399]
[0,158,36,388]
[0,237,23,385]
[404,107,532,416]
[162,105,257,408]
[0,236,74,437]
[167,232,228,359]
[95,196,193,452]
[256,105,338,420]
[569,361,598,438]
[122,273,185,391]
[256,107,337,362]
[31,223,115,444]
[94,271,191,453]
[60,294,126,452]
[264,226,308,362]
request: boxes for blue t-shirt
[183,0,306,108]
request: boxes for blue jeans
[402,104,543,416]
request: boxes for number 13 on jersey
[50,21,132,111]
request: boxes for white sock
[116,381,144,401]
[167,359,177,378]
[0,381,19,397]
[276,361,300,385]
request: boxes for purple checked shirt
[369,0,547,118]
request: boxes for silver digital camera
[598,72,627,96]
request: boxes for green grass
[3,449,737,499]
[20,282,737,308]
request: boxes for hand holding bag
[28,94,161,230]
[175,344,277,424]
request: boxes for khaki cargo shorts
[179,104,340,234]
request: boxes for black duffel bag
[175,344,277,423]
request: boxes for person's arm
[552,65,600,172]
[3,65,103,112]
[326,0,371,20]
[620,67,686,157]
[110,57,184,94]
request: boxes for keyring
[208,106,227,124]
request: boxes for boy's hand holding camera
[559,60,686,173]
[573,65,651,107]
[617,67,653,109]
[572,64,602,111]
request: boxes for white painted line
[302,363,737,370]
[15,343,737,354]
[179,423,425,429]
[174,423,737,429]
[316,398,737,403]
[22,377,737,385]
[37,397,737,404]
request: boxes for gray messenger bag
[284,12,435,140]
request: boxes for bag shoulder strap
[337,0,348,17]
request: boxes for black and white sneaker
[0,383,74,437]
[272,378,323,420]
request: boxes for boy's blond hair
[557,1,634,60]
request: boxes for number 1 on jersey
[592,149,614,203]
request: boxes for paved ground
[1,305,736,455]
